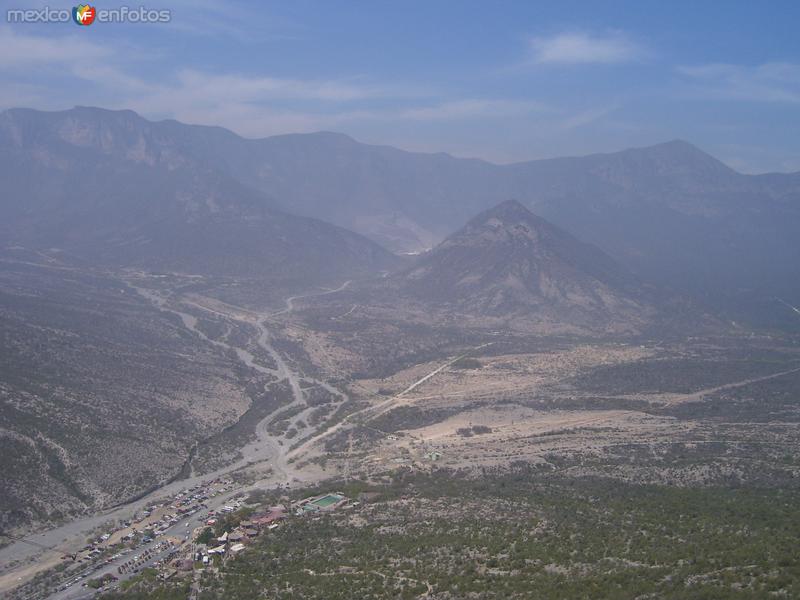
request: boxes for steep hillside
[0,107,399,287]
[393,200,656,333]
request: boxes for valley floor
[3,266,800,599]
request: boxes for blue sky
[1,0,799,172]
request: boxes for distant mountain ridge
[2,106,799,326]
[0,107,400,286]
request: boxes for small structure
[229,543,246,554]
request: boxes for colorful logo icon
[72,4,96,26]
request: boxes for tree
[196,527,215,545]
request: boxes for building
[251,509,286,528]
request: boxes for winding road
[266,280,351,318]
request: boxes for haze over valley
[2,4,800,598]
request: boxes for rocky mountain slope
[393,200,657,333]
[0,262,254,530]
[0,107,399,287]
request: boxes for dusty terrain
[273,303,800,491]
[3,263,800,598]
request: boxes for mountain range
[1,106,799,325]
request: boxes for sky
[1,0,800,173]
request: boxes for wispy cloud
[0,27,111,68]
[676,62,800,103]
[168,70,391,103]
[0,28,550,137]
[161,0,303,41]
[393,99,548,121]
[0,28,622,155]
[558,105,620,129]
[528,32,644,65]
[96,71,406,137]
